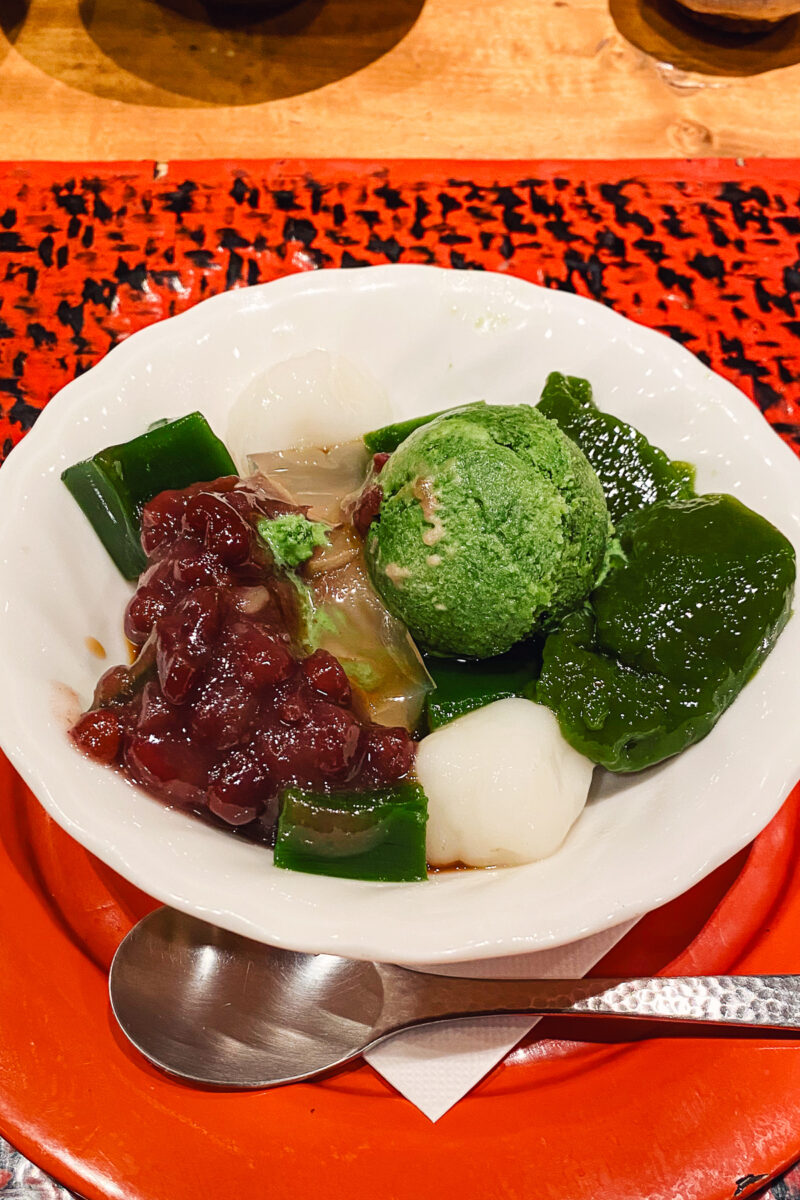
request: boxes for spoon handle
[388,973,800,1030]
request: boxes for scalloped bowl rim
[0,264,798,964]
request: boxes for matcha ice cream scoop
[363,402,611,657]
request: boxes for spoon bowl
[110,908,388,1086]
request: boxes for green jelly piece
[363,407,458,455]
[62,412,236,580]
[533,609,718,772]
[62,458,148,579]
[274,783,428,882]
[424,642,542,731]
[539,371,595,411]
[538,372,695,524]
[535,494,796,772]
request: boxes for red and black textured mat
[1,159,800,463]
[0,159,800,1200]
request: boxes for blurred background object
[611,0,800,76]
[672,0,800,31]
[2,0,800,158]
[2,0,426,106]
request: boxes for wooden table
[2,0,800,162]
[2,3,800,1198]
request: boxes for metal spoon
[109,907,800,1088]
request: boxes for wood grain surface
[1,0,800,161]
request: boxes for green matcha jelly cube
[363,407,458,455]
[424,642,542,730]
[538,371,694,524]
[274,784,428,882]
[62,412,236,579]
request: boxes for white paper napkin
[365,918,640,1121]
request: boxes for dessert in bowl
[0,265,798,963]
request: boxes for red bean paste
[70,477,415,842]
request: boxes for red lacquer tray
[2,159,800,1200]
[2,750,800,1200]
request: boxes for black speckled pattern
[0,160,799,463]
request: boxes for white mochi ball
[226,349,392,472]
[416,697,593,868]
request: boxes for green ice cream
[364,402,612,658]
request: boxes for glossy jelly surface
[538,372,694,524]
[536,494,797,771]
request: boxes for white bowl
[0,265,798,964]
